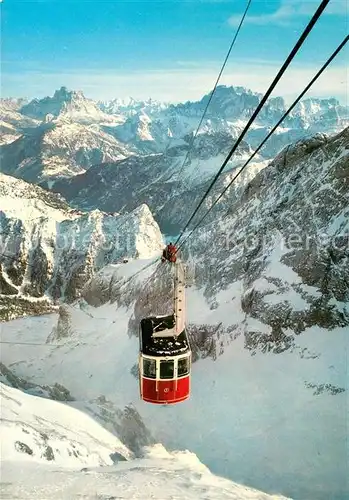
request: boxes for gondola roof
[140,315,190,357]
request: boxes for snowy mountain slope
[185,128,349,339]
[99,96,169,117]
[1,382,131,466]
[2,432,289,500]
[0,288,346,500]
[0,122,131,184]
[0,120,22,146]
[105,111,175,154]
[1,459,291,500]
[52,127,347,498]
[0,361,76,402]
[0,107,39,132]
[20,86,122,125]
[1,374,290,499]
[0,172,163,319]
[1,97,28,111]
[0,100,40,140]
[0,97,348,500]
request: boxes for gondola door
[157,359,177,403]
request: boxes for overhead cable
[175,0,330,246]
[176,0,253,179]
[177,34,348,249]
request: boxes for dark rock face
[22,244,50,297]
[0,295,56,322]
[188,323,239,361]
[89,396,155,457]
[47,304,74,341]
[0,264,18,294]
[15,441,33,455]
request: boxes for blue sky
[2,0,348,103]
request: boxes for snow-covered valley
[0,286,347,500]
[2,382,291,500]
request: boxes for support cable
[174,0,330,247]
[176,0,253,179]
[177,35,348,249]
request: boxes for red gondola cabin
[139,314,191,404]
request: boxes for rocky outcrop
[0,173,164,319]
[90,397,155,457]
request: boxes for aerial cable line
[177,35,349,250]
[176,0,253,179]
[174,0,330,247]
[0,340,63,347]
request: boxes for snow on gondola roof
[140,316,190,357]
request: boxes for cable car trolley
[139,259,191,404]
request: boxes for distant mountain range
[1,85,347,232]
[1,85,347,177]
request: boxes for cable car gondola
[138,260,191,404]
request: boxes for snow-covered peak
[0,121,22,146]
[0,172,164,316]
[99,96,169,117]
[20,87,121,125]
[2,84,348,187]
[291,97,348,131]
[0,97,28,111]
[0,171,72,219]
[114,111,156,143]
[0,101,40,134]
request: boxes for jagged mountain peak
[52,86,84,102]
[0,171,163,318]
[2,83,348,195]
[99,96,169,118]
[19,87,120,125]
[207,84,261,98]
